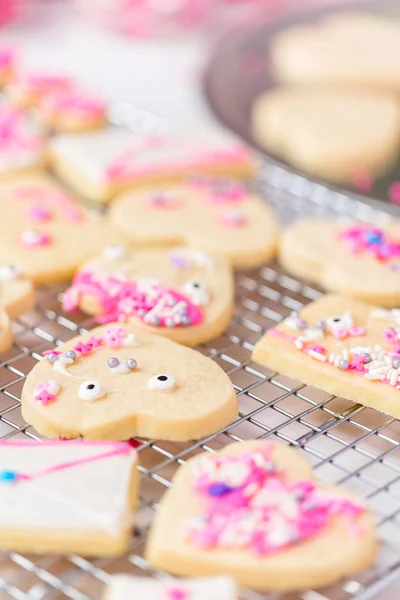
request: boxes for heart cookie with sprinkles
[109,180,279,269]
[279,218,400,306]
[0,174,123,284]
[252,293,400,418]
[22,324,237,440]
[63,245,233,346]
[146,440,377,591]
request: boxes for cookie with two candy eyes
[252,293,400,418]
[146,440,377,591]
[21,324,237,441]
[280,218,400,306]
[108,180,279,269]
[63,245,233,346]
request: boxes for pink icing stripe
[14,444,132,482]
[0,440,130,447]
[40,89,106,121]
[15,185,84,224]
[105,136,164,181]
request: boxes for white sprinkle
[342,348,349,360]
[308,350,327,362]
[334,356,341,367]
[294,339,304,349]
[364,373,385,380]
[390,370,399,386]
[329,353,336,364]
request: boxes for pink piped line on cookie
[40,89,106,121]
[15,185,84,224]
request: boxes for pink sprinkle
[308,344,326,354]
[104,326,127,348]
[333,328,348,340]
[20,229,52,248]
[34,381,59,405]
[73,336,103,355]
[389,182,400,205]
[218,210,247,228]
[148,192,179,209]
[165,587,188,600]
[349,326,365,337]
[27,204,51,222]
[351,169,373,193]
[383,327,397,342]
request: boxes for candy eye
[183,280,209,305]
[78,380,105,401]
[147,374,175,391]
[327,313,353,331]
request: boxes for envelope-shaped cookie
[109,180,279,269]
[22,324,237,440]
[253,293,400,418]
[0,440,138,556]
[146,440,377,591]
[280,218,400,306]
[50,126,255,204]
[63,245,233,346]
[0,174,123,283]
[271,11,400,89]
[103,575,237,600]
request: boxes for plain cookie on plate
[22,323,237,440]
[63,245,234,346]
[146,440,377,591]
[279,218,400,306]
[252,87,400,183]
[0,174,123,284]
[253,293,400,419]
[0,440,138,556]
[271,11,400,89]
[109,180,279,269]
[50,125,256,204]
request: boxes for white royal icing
[51,125,250,187]
[103,244,127,260]
[0,441,136,534]
[105,575,237,600]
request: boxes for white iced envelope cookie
[109,180,279,269]
[146,440,377,591]
[253,293,400,419]
[22,323,237,441]
[271,11,400,89]
[279,218,400,306]
[0,440,138,556]
[252,87,400,183]
[63,246,234,346]
[0,102,46,178]
[50,125,255,204]
[0,174,124,284]
[103,575,237,600]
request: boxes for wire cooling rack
[0,168,399,600]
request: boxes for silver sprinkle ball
[47,353,58,364]
[126,358,137,370]
[108,357,120,368]
[338,359,349,370]
[65,350,77,360]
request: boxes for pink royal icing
[0,105,43,154]
[0,47,14,70]
[63,271,203,327]
[340,225,400,262]
[165,587,189,600]
[187,445,364,555]
[40,88,106,121]
[16,73,74,98]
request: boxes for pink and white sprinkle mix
[34,380,60,405]
[187,446,364,555]
[63,271,203,327]
[340,225,400,262]
[20,229,52,248]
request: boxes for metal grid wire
[0,168,399,600]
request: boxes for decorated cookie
[6,71,74,107]
[50,126,256,204]
[0,439,138,555]
[22,324,237,440]
[271,12,400,89]
[146,440,377,591]
[103,575,237,600]
[0,264,34,319]
[0,103,47,178]
[0,174,123,284]
[252,87,400,183]
[109,180,278,269]
[0,47,15,87]
[0,307,13,352]
[63,246,233,346]
[279,218,400,306]
[252,293,400,418]
[38,87,106,132]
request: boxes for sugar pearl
[339,359,349,370]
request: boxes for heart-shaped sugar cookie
[22,324,237,440]
[252,87,400,183]
[146,440,377,591]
